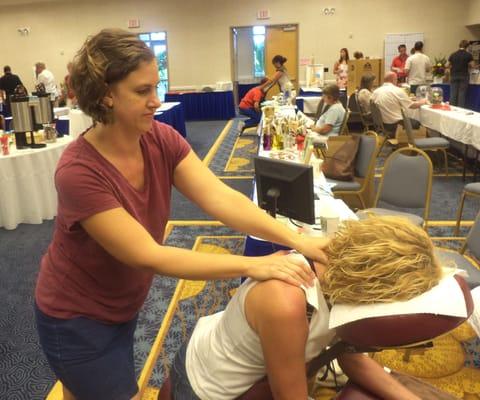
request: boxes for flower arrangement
[432,56,447,77]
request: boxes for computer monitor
[254,155,315,225]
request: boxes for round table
[0,136,74,230]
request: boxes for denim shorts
[170,341,201,400]
[35,302,138,400]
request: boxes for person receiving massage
[169,216,442,400]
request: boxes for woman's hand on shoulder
[292,236,330,269]
[245,250,315,288]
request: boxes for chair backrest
[400,108,416,146]
[375,148,433,218]
[348,92,360,113]
[465,211,480,259]
[355,131,378,179]
[339,109,351,135]
[314,98,328,121]
[369,100,385,135]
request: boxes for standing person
[34,29,326,400]
[0,65,24,116]
[265,55,292,93]
[447,40,475,107]
[238,77,270,130]
[311,84,346,136]
[391,44,409,84]
[35,62,58,98]
[405,41,432,94]
[60,61,77,107]
[334,48,349,89]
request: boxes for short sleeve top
[35,121,191,323]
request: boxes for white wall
[467,0,480,26]
[0,0,478,91]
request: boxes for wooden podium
[347,59,384,95]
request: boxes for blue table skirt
[165,91,236,121]
[243,235,291,257]
[54,103,187,138]
[296,98,304,112]
[154,103,187,137]
[431,84,480,112]
[299,88,323,97]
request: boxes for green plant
[432,56,447,77]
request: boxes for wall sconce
[323,7,335,16]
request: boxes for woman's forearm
[144,244,249,279]
[202,187,301,249]
[338,354,420,400]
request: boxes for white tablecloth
[0,136,73,230]
[69,109,93,138]
[411,106,480,150]
[297,96,322,114]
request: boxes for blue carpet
[1,118,480,399]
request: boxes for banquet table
[411,105,480,151]
[431,84,480,112]
[296,96,322,114]
[154,102,187,137]
[165,90,235,121]
[0,136,73,230]
[55,103,187,138]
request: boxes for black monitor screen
[254,156,315,225]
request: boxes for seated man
[170,216,441,400]
[371,71,426,137]
[311,84,346,136]
[238,78,270,130]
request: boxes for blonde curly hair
[322,216,441,304]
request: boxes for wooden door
[265,25,298,99]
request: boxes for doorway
[230,24,299,104]
[139,32,169,101]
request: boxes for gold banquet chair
[455,182,480,235]
[330,131,379,209]
[401,108,450,176]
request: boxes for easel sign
[306,64,325,88]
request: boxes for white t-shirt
[405,52,432,85]
[315,102,346,136]
[371,83,413,124]
[37,69,58,96]
[186,275,335,400]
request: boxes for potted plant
[432,56,447,84]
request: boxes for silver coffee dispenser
[10,86,33,149]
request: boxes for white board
[384,32,424,74]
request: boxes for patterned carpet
[1,118,480,399]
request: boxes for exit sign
[127,19,140,29]
[257,9,270,20]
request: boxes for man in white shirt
[35,62,58,97]
[405,41,432,95]
[371,72,427,137]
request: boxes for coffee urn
[10,89,33,150]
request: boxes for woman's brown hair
[70,28,155,124]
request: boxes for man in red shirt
[239,77,270,130]
[391,44,409,84]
